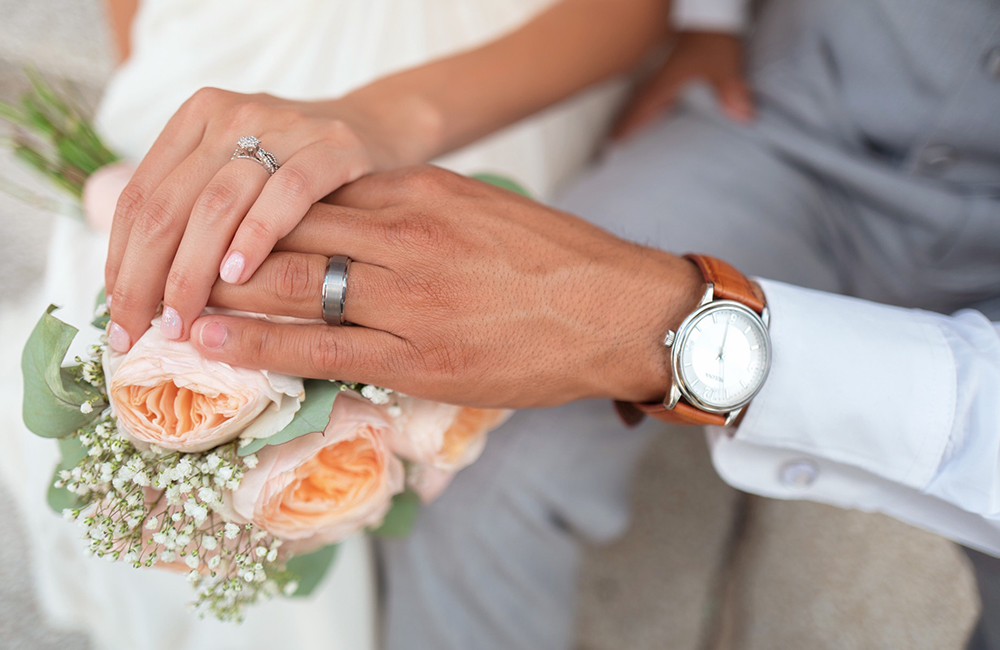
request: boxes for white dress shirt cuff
[672,0,750,33]
[732,279,956,492]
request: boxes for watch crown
[663,330,676,347]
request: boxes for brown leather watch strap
[684,254,765,314]
[615,400,727,427]
[616,254,763,428]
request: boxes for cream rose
[104,318,304,452]
[229,394,404,549]
[385,397,511,472]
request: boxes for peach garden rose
[385,396,512,472]
[104,317,304,453]
[228,394,405,550]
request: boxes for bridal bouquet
[10,76,516,623]
[22,303,509,621]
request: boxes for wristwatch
[617,254,771,427]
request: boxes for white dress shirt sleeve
[672,0,750,32]
[708,279,1000,556]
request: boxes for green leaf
[369,490,421,538]
[22,305,101,438]
[92,287,109,330]
[46,436,89,514]
[471,172,531,197]
[284,544,339,597]
[238,380,340,456]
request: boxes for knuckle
[243,323,272,364]
[133,198,176,241]
[108,287,141,321]
[115,183,148,222]
[193,183,240,222]
[382,215,448,252]
[314,334,348,376]
[240,216,277,244]
[164,270,199,303]
[230,100,265,126]
[400,165,448,193]
[271,254,316,300]
[187,87,227,112]
[320,119,353,144]
[421,338,468,377]
[273,166,311,198]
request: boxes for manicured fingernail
[160,306,182,340]
[108,321,131,352]
[220,251,245,284]
[200,321,228,348]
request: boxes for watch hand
[718,321,730,359]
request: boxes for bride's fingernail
[160,307,182,339]
[200,321,228,349]
[108,321,131,352]
[220,251,245,284]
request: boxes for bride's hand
[105,88,393,352]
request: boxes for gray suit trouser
[377,0,1000,646]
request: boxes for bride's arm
[103,0,140,63]
[336,0,670,166]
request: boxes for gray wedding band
[322,255,351,325]
[231,135,280,175]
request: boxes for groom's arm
[711,280,1000,555]
[333,0,669,166]
[189,166,1000,555]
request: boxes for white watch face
[675,303,770,411]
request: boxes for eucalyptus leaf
[471,172,531,197]
[22,305,101,438]
[92,287,109,330]
[369,490,421,538]
[284,544,339,597]
[46,436,89,514]
[238,380,340,456]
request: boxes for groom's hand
[193,166,703,408]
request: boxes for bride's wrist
[325,87,445,170]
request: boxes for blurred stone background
[0,1,981,649]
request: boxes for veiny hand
[613,31,753,140]
[105,88,407,352]
[191,166,703,408]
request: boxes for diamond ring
[231,135,280,175]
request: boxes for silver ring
[322,255,351,325]
[231,135,280,175]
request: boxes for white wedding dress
[0,1,624,649]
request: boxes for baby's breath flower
[361,384,393,405]
[224,523,241,540]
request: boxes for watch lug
[761,306,770,327]
[724,407,743,427]
[663,330,676,347]
[699,283,715,306]
[665,383,682,410]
